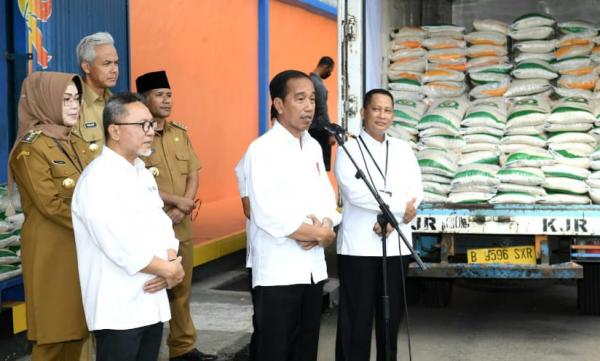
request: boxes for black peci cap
[136,70,171,93]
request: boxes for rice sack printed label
[505,148,554,168]
[540,194,591,204]
[509,26,554,41]
[490,192,538,204]
[504,79,551,97]
[513,40,556,54]
[451,164,500,188]
[457,151,500,166]
[497,183,547,196]
[473,19,509,35]
[507,97,550,128]
[541,164,591,181]
[462,100,507,129]
[511,60,557,80]
[393,98,427,125]
[497,167,545,185]
[418,98,468,134]
[511,13,556,30]
[543,177,588,194]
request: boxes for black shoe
[170,348,218,361]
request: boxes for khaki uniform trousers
[31,336,89,361]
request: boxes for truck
[337,0,600,314]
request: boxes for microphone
[322,123,357,139]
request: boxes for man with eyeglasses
[72,92,185,361]
[135,71,208,361]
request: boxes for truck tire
[578,263,600,315]
[420,278,453,307]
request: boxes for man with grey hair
[72,93,184,361]
[75,32,119,154]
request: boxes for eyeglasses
[63,95,80,106]
[113,120,157,133]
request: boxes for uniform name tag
[84,122,97,128]
[52,160,66,164]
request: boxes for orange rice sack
[558,74,598,90]
[467,45,508,58]
[555,44,593,60]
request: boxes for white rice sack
[547,132,597,145]
[419,127,457,138]
[450,184,499,194]
[423,191,448,203]
[473,19,509,35]
[555,44,593,60]
[497,183,547,196]
[461,126,504,137]
[422,69,465,83]
[462,100,507,129]
[470,72,511,85]
[543,177,588,194]
[422,81,466,98]
[505,126,544,136]
[447,192,495,204]
[513,40,557,54]
[588,170,600,180]
[558,21,596,35]
[547,96,595,123]
[388,70,422,82]
[470,79,510,99]
[540,194,591,204]
[418,98,469,133]
[514,51,555,63]
[394,98,427,125]
[389,48,426,62]
[554,87,593,99]
[451,164,500,188]
[497,167,545,185]
[388,77,422,92]
[591,159,600,170]
[418,147,459,163]
[509,27,554,41]
[505,148,554,168]
[389,58,427,73]
[511,60,557,80]
[504,79,551,97]
[422,37,466,49]
[463,134,502,144]
[542,164,591,181]
[418,158,456,178]
[390,36,424,50]
[427,48,467,63]
[422,181,451,196]
[390,90,425,101]
[467,45,508,58]
[467,56,510,70]
[422,25,466,39]
[511,13,555,30]
[465,31,507,46]
[588,188,600,204]
[462,143,500,153]
[558,73,597,90]
[468,63,513,75]
[392,27,426,39]
[587,178,600,189]
[499,144,542,155]
[551,148,591,169]
[388,123,418,141]
[419,135,466,151]
[544,123,593,132]
[490,192,538,204]
[422,173,452,184]
[457,151,500,166]
[501,134,546,148]
[557,32,595,48]
[552,56,593,75]
[590,146,600,160]
[506,97,550,128]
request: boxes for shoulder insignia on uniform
[21,130,42,144]
[171,121,188,131]
[16,150,30,160]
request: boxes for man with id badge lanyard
[334,89,424,361]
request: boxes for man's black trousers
[94,322,163,361]
[336,255,410,361]
[253,281,324,361]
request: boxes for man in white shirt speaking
[72,93,185,361]
[334,89,424,361]
[244,70,341,361]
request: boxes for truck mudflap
[408,261,583,279]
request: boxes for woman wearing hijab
[8,72,95,360]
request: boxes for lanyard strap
[52,138,84,173]
[358,135,389,189]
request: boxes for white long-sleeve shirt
[246,121,341,287]
[72,146,178,331]
[234,151,255,268]
[334,130,423,257]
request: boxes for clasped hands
[372,197,417,237]
[143,249,185,294]
[297,215,336,250]
[167,196,198,224]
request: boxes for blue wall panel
[0,1,10,183]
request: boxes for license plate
[467,246,536,265]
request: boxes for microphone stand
[331,129,426,361]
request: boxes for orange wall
[270,1,339,124]
[130,1,258,204]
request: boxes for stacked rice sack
[388,98,427,150]
[553,21,598,99]
[421,25,467,99]
[466,19,511,99]
[507,13,556,98]
[388,27,427,101]
[491,97,553,204]
[417,148,457,203]
[0,186,23,282]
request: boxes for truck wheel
[578,263,600,315]
[420,278,452,307]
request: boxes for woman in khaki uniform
[8,72,94,360]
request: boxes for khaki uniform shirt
[76,82,112,153]
[141,121,201,242]
[9,130,95,343]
